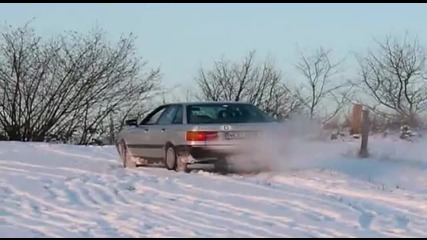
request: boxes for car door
[160,104,185,147]
[149,105,181,158]
[127,105,168,159]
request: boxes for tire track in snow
[62,169,285,237]
[131,179,347,237]
[12,169,215,237]
[1,180,152,237]
[173,179,355,236]
[0,185,95,237]
[184,170,427,238]
[79,170,334,237]
[264,172,427,237]
[64,173,268,237]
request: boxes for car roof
[167,101,253,107]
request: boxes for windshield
[186,103,275,124]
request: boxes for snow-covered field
[0,135,426,237]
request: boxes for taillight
[186,131,218,141]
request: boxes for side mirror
[125,119,138,126]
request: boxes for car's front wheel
[118,141,136,169]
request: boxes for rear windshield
[186,103,274,124]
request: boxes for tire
[214,158,228,174]
[118,141,136,169]
[165,145,189,173]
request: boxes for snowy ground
[0,136,426,237]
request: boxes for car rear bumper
[175,144,264,165]
[175,145,271,172]
[177,144,239,157]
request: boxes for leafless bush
[0,22,161,144]
[355,33,427,127]
[293,47,353,122]
[195,50,303,120]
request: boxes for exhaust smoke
[226,116,339,173]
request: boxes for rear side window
[186,103,274,124]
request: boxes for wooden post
[359,109,370,158]
[351,104,362,135]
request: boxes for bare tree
[195,51,302,119]
[294,47,351,121]
[0,23,161,144]
[355,33,427,126]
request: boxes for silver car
[115,101,277,173]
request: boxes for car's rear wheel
[118,141,136,169]
[214,158,229,174]
[165,145,189,173]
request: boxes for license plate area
[224,131,259,140]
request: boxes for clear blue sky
[1,3,427,95]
